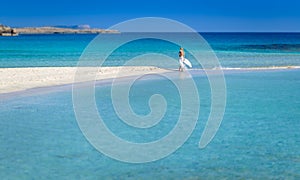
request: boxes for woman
[178,47,185,71]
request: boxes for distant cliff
[1,24,119,35]
[14,26,119,34]
[0,24,10,32]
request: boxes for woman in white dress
[178,47,185,72]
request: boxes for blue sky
[1,0,300,32]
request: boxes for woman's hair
[179,47,184,57]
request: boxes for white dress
[179,56,186,69]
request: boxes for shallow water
[0,69,299,179]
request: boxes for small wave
[192,66,300,71]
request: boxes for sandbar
[0,66,170,94]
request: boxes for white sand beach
[0,66,170,94]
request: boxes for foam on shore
[215,65,300,70]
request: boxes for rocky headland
[0,24,118,36]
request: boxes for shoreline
[0,66,299,95]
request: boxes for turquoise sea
[1,33,300,68]
[0,33,300,179]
